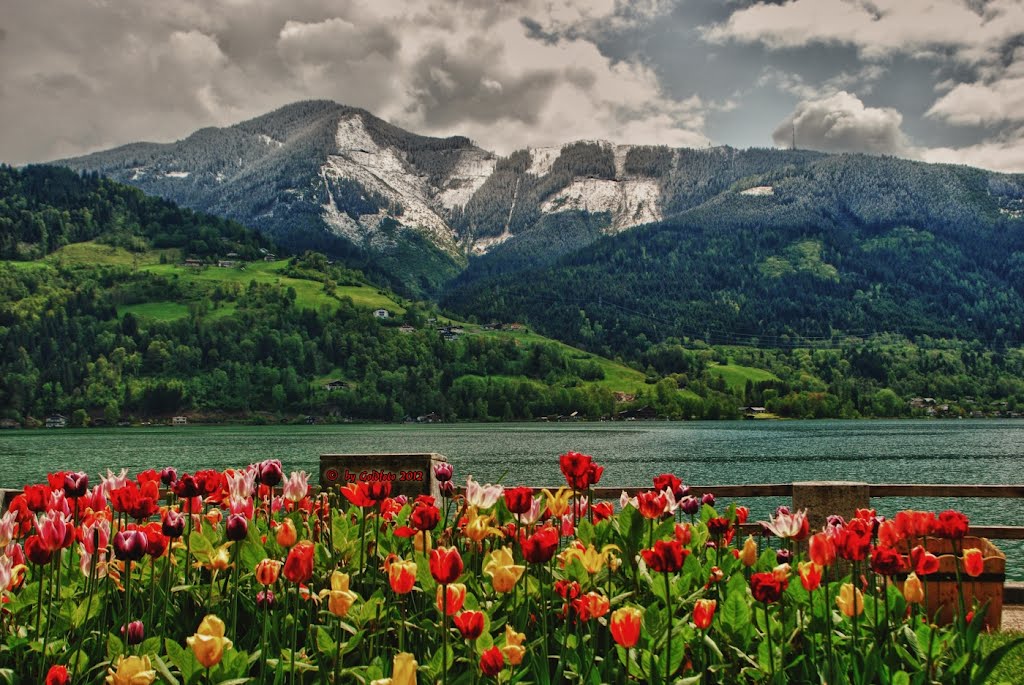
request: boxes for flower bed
[0,454,1020,684]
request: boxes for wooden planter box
[896,536,1005,630]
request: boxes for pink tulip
[35,510,70,552]
[465,476,504,509]
[283,471,310,502]
[80,517,111,554]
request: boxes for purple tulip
[162,510,185,538]
[121,620,144,645]
[680,496,700,516]
[113,529,149,562]
[63,472,89,499]
[439,480,455,498]
[258,459,284,487]
[776,548,794,565]
[433,462,454,483]
[160,467,178,486]
[701,492,716,507]
[226,513,249,541]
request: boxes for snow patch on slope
[740,185,774,196]
[165,171,190,178]
[437,149,496,209]
[324,114,458,252]
[541,178,662,231]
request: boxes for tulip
[706,517,731,536]
[410,503,440,532]
[894,510,936,539]
[776,548,793,565]
[504,486,535,515]
[187,615,233,669]
[484,546,525,593]
[378,652,418,685]
[367,481,392,502]
[387,556,417,594]
[701,492,716,507]
[113,530,149,562]
[282,470,310,502]
[276,518,297,548]
[321,571,359,617]
[480,646,505,677]
[641,539,687,573]
[636,491,669,520]
[501,625,526,666]
[434,462,454,482]
[870,546,905,576]
[910,545,940,576]
[610,606,643,647]
[439,480,456,498]
[465,476,503,509]
[836,583,864,617]
[542,487,573,518]
[36,510,71,552]
[414,529,432,554]
[693,598,716,629]
[161,510,185,538]
[105,654,157,685]
[121,620,145,645]
[430,546,463,585]
[436,583,467,615]
[761,507,810,540]
[465,507,501,542]
[963,548,984,577]
[283,540,315,583]
[225,513,248,541]
[255,558,282,585]
[653,473,683,497]
[739,535,758,567]
[835,519,872,561]
[934,510,970,539]
[809,532,836,567]
[454,610,485,640]
[903,572,925,604]
[172,474,201,499]
[562,542,619,574]
[798,561,822,592]
[63,472,89,499]
[258,459,284,487]
[339,483,375,509]
[256,589,275,609]
[45,665,70,685]
[572,592,610,621]
[750,571,786,603]
[159,467,177,486]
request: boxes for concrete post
[792,481,870,530]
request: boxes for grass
[709,362,780,392]
[117,301,190,321]
[981,631,1024,684]
[46,241,174,268]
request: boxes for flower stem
[764,601,775,684]
[664,571,672,683]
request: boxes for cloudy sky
[2,0,1023,172]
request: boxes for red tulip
[113,529,149,562]
[610,606,643,647]
[554,579,581,600]
[934,510,969,539]
[172,474,202,498]
[367,481,391,502]
[559,452,600,490]
[572,591,610,621]
[750,571,787,603]
[436,583,467,615]
[143,522,168,557]
[637,491,668,520]
[894,510,936,539]
[693,599,716,629]
[870,547,905,576]
[910,545,940,576]
[591,501,614,521]
[410,503,440,532]
[653,473,683,498]
[25,535,53,565]
[480,646,504,677]
[809,532,836,567]
[23,484,49,513]
[35,510,72,551]
[453,610,485,640]
[520,526,559,564]
[798,561,822,592]
[283,540,315,584]
[706,517,732,536]
[963,548,984,577]
[504,487,534,515]
[44,665,69,685]
[641,539,687,573]
[339,483,375,509]
[429,546,463,585]
[835,519,872,561]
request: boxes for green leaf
[577,518,595,546]
[239,537,266,573]
[67,651,89,679]
[315,625,337,654]
[892,671,910,685]
[152,654,180,685]
[106,632,125,661]
[970,636,1024,685]
[166,639,197,684]
[189,530,214,563]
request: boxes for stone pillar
[791,481,870,530]
[320,453,447,501]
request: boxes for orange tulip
[808,533,836,567]
[798,561,822,592]
[501,624,527,666]
[963,548,983,577]
[276,518,297,548]
[387,556,418,594]
[255,558,282,585]
[903,572,925,604]
[282,540,314,584]
[610,606,643,647]
[436,582,467,615]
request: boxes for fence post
[791,481,870,530]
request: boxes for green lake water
[1,419,1021,578]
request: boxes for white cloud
[705,0,1024,64]
[774,91,913,156]
[926,50,1024,126]
[920,128,1024,173]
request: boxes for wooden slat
[870,484,1024,498]
[968,526,1024,540]
[590,484,793,499]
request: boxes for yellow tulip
[105,654,157,685]
[739,536,758,567]
[370,652,418,685]
[484,547,525,593]
[903,572,925,605]
[836,582,864,617]
[320,570,359,617]
[541,487,572,517]
[561,543,620,574]
[187,614,233,668]
[464,506,501,543]
[501,624,527,665]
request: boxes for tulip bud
[63,472,89,499]
[45,665,70,685]
[276,518,297,548]
[439,480,455,498]
[160,467,177,486]
[610,606,643,647]
[903,572,925,605]
[836,583,864,617]
[679,496,700,516]
[701,492,716,507]
[693,598,716,630]
[434,462,454,483]
[113,529,149,562]
[739,536,758,567]
[121,620,145,645]
[258,459,284,487]
[257,589,275,609]
[225,514,248,541]
[162,510,185,538]
[776,548,793,565]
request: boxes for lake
[2,419,1022,578]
